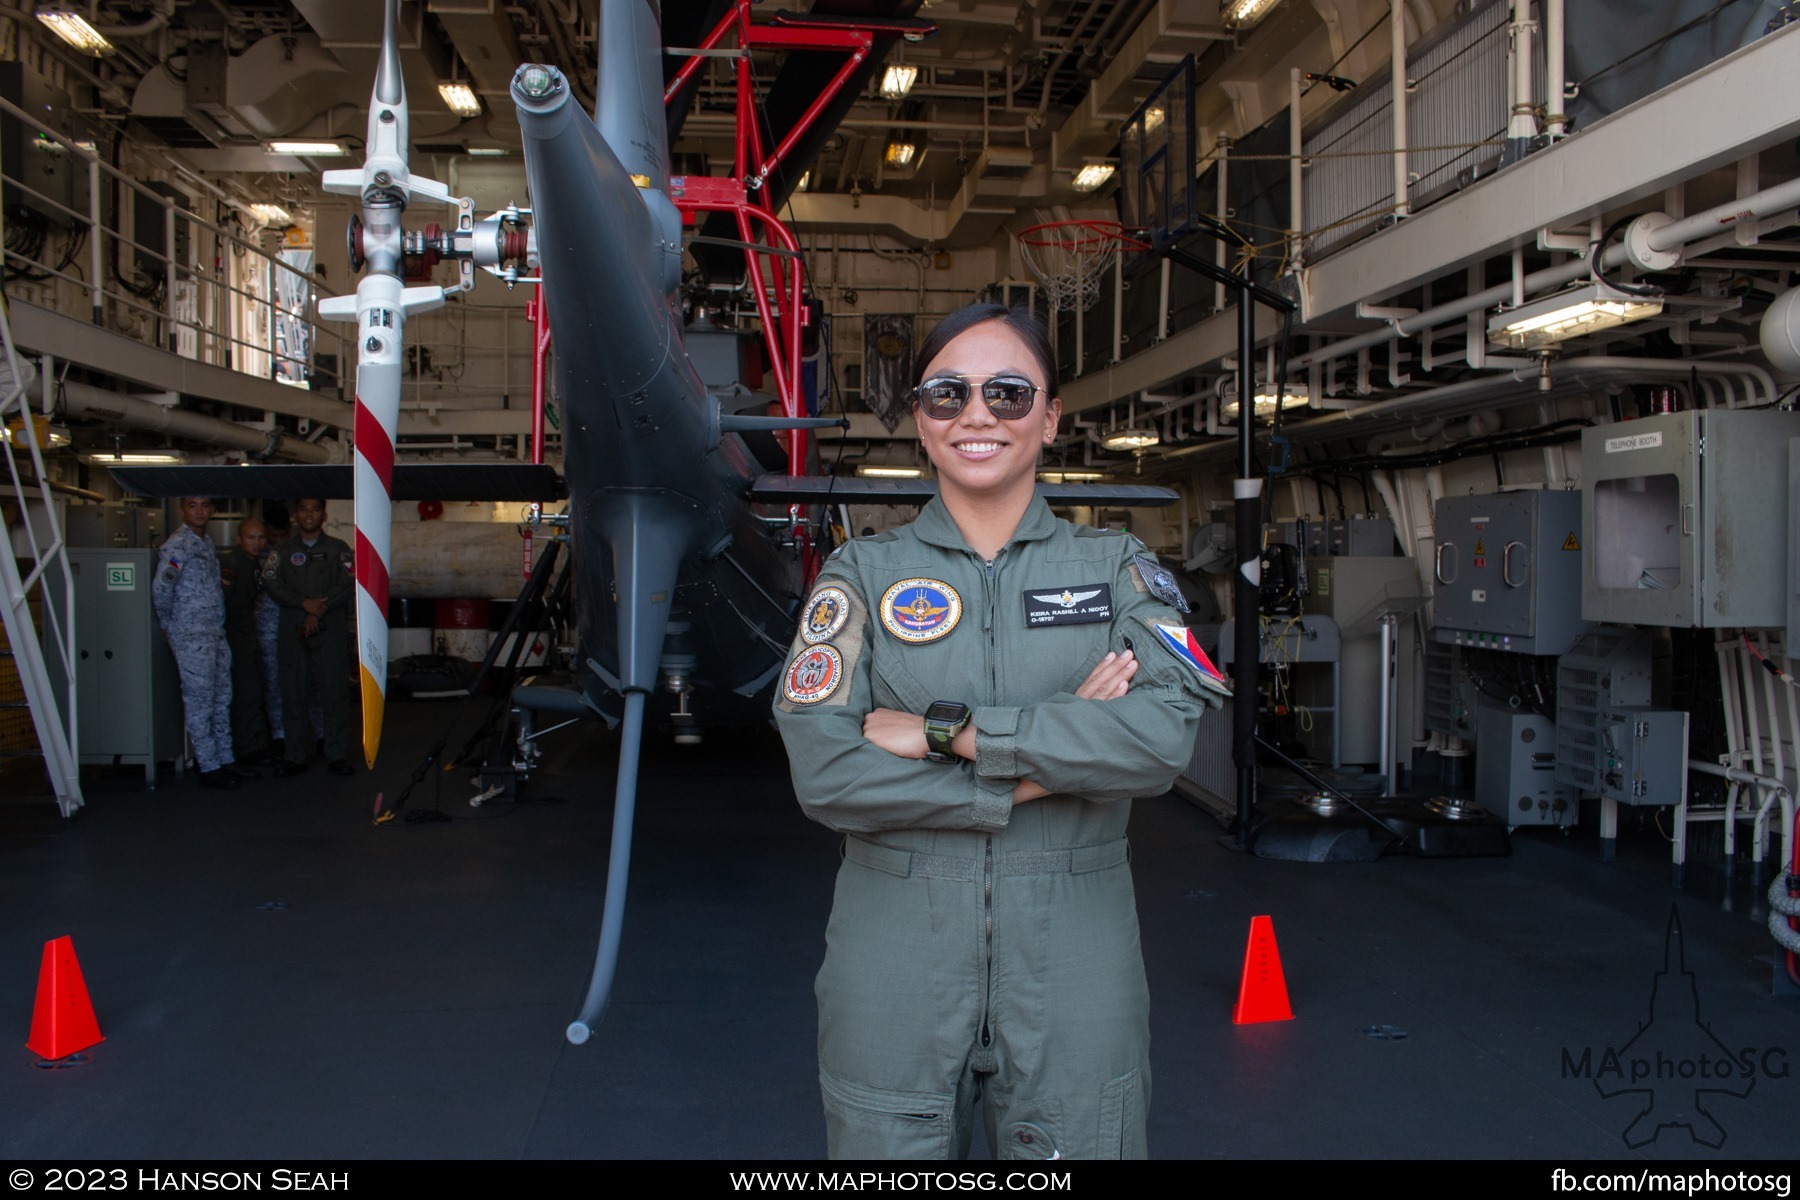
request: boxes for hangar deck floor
[2,699,1796,1162]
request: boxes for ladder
[0,297,83,816]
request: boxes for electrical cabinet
[1433,489,1591,655]
[1275,517,1396,558]
[63,505,163,549]
[1475,703,1576,826]
[1594,706,1689,807]
[1582,409,1800,627]
[42,549,185,785]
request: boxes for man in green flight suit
[263,498,356,777]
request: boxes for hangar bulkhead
[2,0,1798,1161]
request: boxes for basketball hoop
[1017,220,1152,314]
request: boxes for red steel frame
[665,1,905,580]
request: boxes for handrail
[0,93,347,396]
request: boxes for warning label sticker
[1563,532,1580,551]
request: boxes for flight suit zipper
[978,549,1002,1051]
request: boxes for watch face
[926,701,967,723]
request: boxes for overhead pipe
[1544,0,1567,139]
[1294,174,1800,371]
[55,380,333,464]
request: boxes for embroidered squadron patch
[784,644,844,704]
[1133,552,1189,614]
[801,585,852,644]
[290,550,308,566]
[879,578,962,643]
[1141,618,1231,696]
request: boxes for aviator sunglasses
[913,373,1048,420]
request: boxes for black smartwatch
[923,701,972,764]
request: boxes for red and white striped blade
[354,357,401,766]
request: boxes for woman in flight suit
[774,303,1225,1160]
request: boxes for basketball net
[1017,220,1149,314]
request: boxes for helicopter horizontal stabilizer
[108,463,565,503]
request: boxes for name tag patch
[1024,583,1113,627]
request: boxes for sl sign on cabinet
[106,563,135,591]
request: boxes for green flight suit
[218,545,270,759]
[774,497,1222,1161]
[262,532,355,765]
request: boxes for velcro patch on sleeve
[1139,617,1231,697]
[777,577,867,712]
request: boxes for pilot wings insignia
[1033,588,1102,608]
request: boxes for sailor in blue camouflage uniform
[774,305,1225,1160]
[151,496,246,789]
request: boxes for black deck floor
[3,699,1796,1161]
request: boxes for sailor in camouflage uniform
[151,497,245,789]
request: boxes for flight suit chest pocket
[1015,590,1114,698]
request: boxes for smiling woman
[773,302,1228,1161]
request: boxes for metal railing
[0,94,347,396]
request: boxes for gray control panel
[1433,489,1591,655]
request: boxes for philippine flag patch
[1142,619,1231,696]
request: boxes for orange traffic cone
[26,936,103,1060]
[1232,915,1294,1024]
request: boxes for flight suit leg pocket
[1096,1066,1148,1160]
[820,1066,955,1160]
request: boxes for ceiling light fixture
[795,169,811,193]
[1072,163,1116,192]
[1221,0,1284,29]
[80,450,187,465]
[1102,429,1160,451]
[467,147,510,157]
[1221,389,1310,420]
[36,10,114,55]
[880,64,919,100]
[1488,283,1665,350]
[856,465,924,479]
[6,417,70,450]
[438,81,482,118]
[1037,470,1107,483]
[884,142,916,168]
[248,203,293,226]
[265,140,349,157]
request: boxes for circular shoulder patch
[801,585,852,645]
[879,577,963,644]
[784,644,844,705]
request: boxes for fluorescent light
[1488,283,1665,350]
[1073,164,1116,192]
[795,170,811,193]
[80,451,187,465]
[1038,470,1107,483]
[467,147,510,157]
[856,465,924,478]
[1102,429,1160,451]
[37,11,114,55]
[1222,0,1283,29]
[438,81,482,118]
[1221,389,1310,419]
[265,140,349,157]
[880,65,918,100]
[884,142,916,168]
[248,203,292,226]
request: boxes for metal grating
[1301,0,1515,261]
